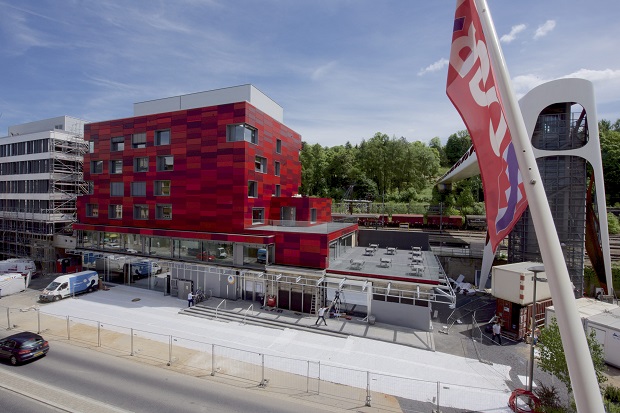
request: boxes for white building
[0,116,87,273]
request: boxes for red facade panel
[79,102,301,233]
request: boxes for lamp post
[527,265,546,392]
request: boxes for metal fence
[0,304,510,412]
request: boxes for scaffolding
[0,131,87,273]
[508,105,588,297]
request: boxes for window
[86,181,94,195]
[276,139,282,153]
[109,204,122,219]
[110,182,124,197]
[274,161,280,176]
[89,141,95,153]
[157,155,174,171]
[155,129,170,146]
[91,160,103,174]
[227,124,258,144]
[154,180,171,196]
[86,204,98,217]
[248,181,258,198]
[110,160,123,174]
[134,157,149,172]
[274,184,281,197]
[311,208,317,223]
[111,136,125,152]
[252,208,264,224]
[255,156,267,173]
[131,181,146,197]
[156,204,172,220]
[132,132,147,149]
[134,205,149,220]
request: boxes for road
[0,339,342,413]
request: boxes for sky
[1,0,619,147]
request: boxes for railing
[215,299,226,320]
[0,304,511,412]
[242,304,254,325]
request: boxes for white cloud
[311,61,339,81]
[534,20,556,39]
[562,68,620,82]
[418,58,449,76]
[500,24,526,44]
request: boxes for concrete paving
[2,282,618,411]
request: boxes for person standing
[315,306,328,326]
[187,291,194,307]
[492,321,502,345]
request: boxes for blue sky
[1,0,619,147]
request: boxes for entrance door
[281,207,296,227]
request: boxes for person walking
[492,321,502,345]
[187,291,194,307]
[315,306,328,326]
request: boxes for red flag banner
[446,0,528,252]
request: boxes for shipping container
[491,262,552,305]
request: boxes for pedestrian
[533,328,540,346]
[187,291,194,307]
[315,306,328,326]
[492,321,502,345]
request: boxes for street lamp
[527,265,547,392]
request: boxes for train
[332,213,487,231]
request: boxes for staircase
[181,303,347,338]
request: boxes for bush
[609,212,620,235]
[605,384,620,404]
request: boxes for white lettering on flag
[446,0,528,252]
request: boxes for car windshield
[45,281,61,290]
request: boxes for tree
[599,120,620,205]
[537,319,607,395]
[429,136,448,166]
[444,130,471,165]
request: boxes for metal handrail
[242,304,254,325]
[215,299,226,320]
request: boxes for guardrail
[215,299,226,320]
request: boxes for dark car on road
[0,332,49,365]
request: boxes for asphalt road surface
[0,340,341,413]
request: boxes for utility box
[546,298,620,368]
[587,310,620,368]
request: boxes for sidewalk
[1,285,515,412]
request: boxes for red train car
[426,215,463,229]
[388,214,425,228]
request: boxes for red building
[75,85,356,270]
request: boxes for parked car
[0,332,49,365]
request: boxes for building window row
[0,159,50,175]
[91,155,173,175]
[0,199,51,213]
[110,180,171,197]
[0,180,50,194]
[89,129,170,154]
[86,204,172,220]
[0,139,49,158]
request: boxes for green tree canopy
[444,130,471,165]
[537,319,607,395]
[599,119,620,205]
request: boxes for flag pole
[474,0,604,411]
